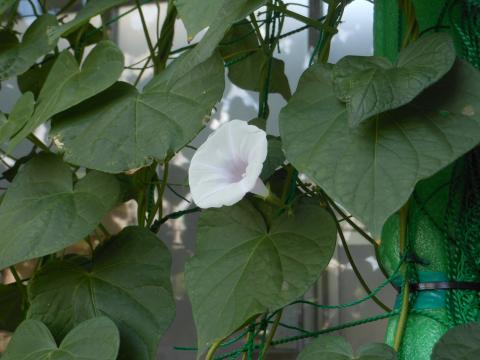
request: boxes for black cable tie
[410,281,480,292]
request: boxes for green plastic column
[374,1,470,359]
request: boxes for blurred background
[0,1,397,359]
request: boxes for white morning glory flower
[188,120,268,208]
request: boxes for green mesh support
[375,3,480,359]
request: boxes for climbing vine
[0,1,479,360]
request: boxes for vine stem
[325,195,378,247]
[241,331,253,360]
[263,192,290,210]
[146,158,170,227]
[317,0,345,63]
[9,266,28,311]
[259,310,282,359]
[322,193,392,312]
[393,202,410,351]
[98,223,110,239]
[27,0,39,16]
[156,207,200,226]
[135,0,159,73]
[205,339,223,360]
[268,3,336,33]
[28,134,50,153]
[133,56,153,87]
[398,0,419,48]
[249,14,268,53]
[56,0,77,15]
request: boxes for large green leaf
[186,199,336,356]
[0,283,24,332]
[0,153,121,269]
[172,0,265,78]
[9,41,124,150]
[333,33,455,127]
[28,226,175,360]
[0,92,34,145]
[220,21,291,100]
[280,61,480,238]
[0,15,58,81]
[48,0,130,40]
[51,52,224,173]
[431,322,480,360]
[2,317,120,360]
[297,336,397,360]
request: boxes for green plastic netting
[376,2,480,358]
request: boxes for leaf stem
[135,0,158,73]
[27,134,50,153]
[147,158,170,227]
[98,223,110,239]
[133,56,153,87]
[393,202,410,351]
[259,310,282,359]
[316,0,345,63]
[269,3,337,33]
[264,192,290,210]
[9,266,28,311]
[398,0,419,48]
[27,0,39,16]
[325,195,378,247]
[249,14,268,53]
[56,0,77,15]
[150,207,200,232]
[205,339,222,360]
[84,235,95,256]
[157,159,170,220]
[323,194,392,312]
[241,330,254,360]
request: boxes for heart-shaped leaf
[2,317,120,360]
[0,15,58,81]
[27,226,175,360]
[186,199,337,356]
[172,0,265,79]
[297,336,397,360]
[48,0,130,40]
[280,60,480,237]
[9,40,124,150]
[333,33,455,127]
[0,283,24,332]
[51,52,224,173]
[220,21,291,100]
[431,322,480,360]
[0,153,121,269]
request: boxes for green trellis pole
[375,1,480,359]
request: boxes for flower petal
[250,178,268,198]
[188,120,268,208]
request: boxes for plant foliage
[0,1,478,359]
